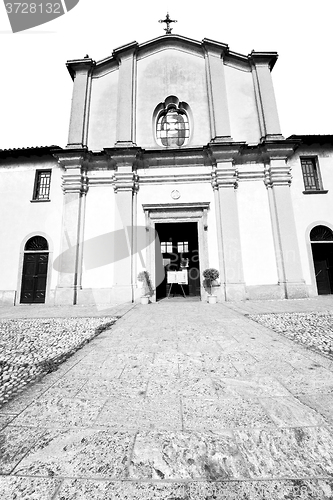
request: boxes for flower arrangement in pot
[137,270,154,304]
[203,268,219,304]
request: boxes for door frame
[142,203,210,302]
[16,232,54,305]
[20,251,49,303]
[306,222,333,296]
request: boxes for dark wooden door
[20,253,48,303]
[314,258,332,295]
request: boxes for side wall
[289,146,333,296]
[0,156,63,305]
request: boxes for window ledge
[302,190,328,195]
[30,199,51,203]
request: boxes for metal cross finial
[159,12,177,35]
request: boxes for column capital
[113,41,138,62]
[211,163,238,190]
[208,142,244,163]
[113,171,139,193]
[202,38,229,58]
[107,147,143,168]
[66,57,95,81]
[53,149,89,194]
[248,51,278,71]
[264,159,292,188]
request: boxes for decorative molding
[87,174,114,186]
[143,202,210,212]
[143,202,210,222]
[264,161,292,188]
[139,173,211,184]
[237,165,265,181]
[53,150,89,195]
[211,165,238,189]
[113,171,139,193]
[171,190,180,200]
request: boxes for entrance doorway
[310,225,333,295]
[20,236,49,303]
[155,222,200,300]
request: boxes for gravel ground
[0,317,117,407]
[249,311,333,359]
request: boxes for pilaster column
[112,149,140,302]
[210,145,246,300]
[53,150,89,305]
[265,155,308,298]
[114,42,138,147]
[250,52,283,141]
[66,58,95,148]
[203,39,232,142]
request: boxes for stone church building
[1,32,332,306]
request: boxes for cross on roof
[159,13,177,35]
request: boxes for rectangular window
[33,170,51,200]
[177,241,189,253]
[301,157,323,191]
[161,241,173,253]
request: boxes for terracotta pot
[141,296,149,305]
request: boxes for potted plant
[137,270,154,304]
[203,268,219,304]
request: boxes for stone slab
[13,429,135,478]
[129,430,251,480]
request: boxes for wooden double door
[20,252,48,303]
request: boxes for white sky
[0,0,332,149]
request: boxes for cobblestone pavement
[0,302,135,319]
[1,299,333,499]
[249,311,333,360]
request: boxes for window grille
[310,225,333,241]
[25,236,49,251]
[156,107,189,147]
[33,170,51,200]
[301,158,322,191]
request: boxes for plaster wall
[289,148,333,287]
[237,179,278,285]
[224,65,261,144]
[88,70,118,150]
[0,159,63,295]
[136,49,211,147]
[81,186,115,288]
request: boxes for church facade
[1,34,332,306]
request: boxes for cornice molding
[208,142,244,164]
[66,58,96,81]
[249,51,278,71]
[139,173,211,185]
[90,35,278,76]
[143,202,210,213]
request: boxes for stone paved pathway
[1,299,333,499]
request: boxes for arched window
[25,235,49,251]
[310,225,333,241]
[155,97,190,147]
